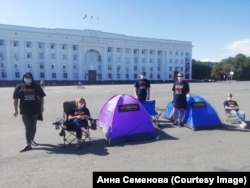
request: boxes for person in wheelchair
[68,97,92,149]
[224,93,247,129]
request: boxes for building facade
[0,24,192,84]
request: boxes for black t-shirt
[70,107,91,124]
[172,80,190,108]
[134,78,150,98]
[13,83,46,115]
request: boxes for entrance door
[88,70,96,82]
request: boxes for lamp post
[229,70,234,82]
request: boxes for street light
[229,70,234,82]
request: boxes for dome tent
[164,94,223,131]
[98,94,156,145]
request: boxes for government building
[0,24,192,85]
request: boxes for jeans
[73,119,87,138]
[22,114,37,144]
[229,110,245,123]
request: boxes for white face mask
[227,97,232,100]
[24,78,32,85]
[140,75,145,79]
[78,103,84,109]
[177,77,182,81]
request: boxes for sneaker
[31,140,38,146]
[20,145,32,152]
[178,122,184,127]
[239,122,247,129]
[173,121,178,126]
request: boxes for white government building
[0,24,192,84]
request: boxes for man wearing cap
[134,71,150,103]
[171,72,190,127]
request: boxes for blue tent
[164,94,223,130]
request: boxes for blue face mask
[24,78,32,85]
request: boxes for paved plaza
[0,81,250,188]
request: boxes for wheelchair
[53,101,97,148]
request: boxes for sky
[0,0,250,62]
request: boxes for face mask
[227,97,232,100]
[24,78,32,85]
[141,75,145,79]
[78,103,84,109]
[177,77,182,81]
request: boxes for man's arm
[147,88,150,100]
[13,99,18,117]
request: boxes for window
[73,45,78,51]
[38,42,44,49]
[73,55,78,61]
[125,74,129,79]
[117,57,121,63]
[98,55,101,62]
[63,64,66,69]
[134,57,138,63]
[107,47,112,52]
[150,50,154,54]
[39,53,44,59]
[108,57,112,62]
[108,65,112,71]
[126,48,130,53]
[62,44,67,50]
[27,53,32,59]
[14,72,20,78]
[175,51,178,56]
[2,72,7,78]
[40,64,44,69]
[26,42,31,48]
[0,40,4,46]
[108,73,112,79]
[157,50,162,55]
[52,72,56,79]
[62,54,67,60]
[13,41,18,47]
[142,49,146,54]
[134,49,138,54]
[117,65,120,71]
[116,48,121,53]
[51,53,56,59]
[50,43,55,49]
[63,72,67,79]
[40,72,45,79]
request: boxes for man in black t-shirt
[134,71,150,103]
[172,72,190,127]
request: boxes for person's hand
[13,110,18,117]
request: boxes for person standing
[224,93,247,128]
[134,71,150,103]
[13,72,46,152]
[172,72,190,127]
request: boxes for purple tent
[98,94,156,145]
